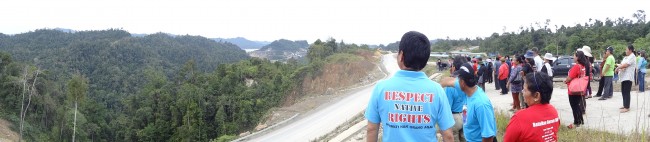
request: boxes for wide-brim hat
[543,53,556,60]
[581,46,593,57]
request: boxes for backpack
[541,64,553,77]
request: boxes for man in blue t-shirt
[365,31,455,142]
[441,63,497,142]
[445,56,469,142]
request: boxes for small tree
[67,73,88,142]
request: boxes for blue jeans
[639,71,646,92]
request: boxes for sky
[1,0,648,45]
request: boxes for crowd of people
[364,31,647,142]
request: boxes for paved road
[247,54,399,142]
[483,81,650,135]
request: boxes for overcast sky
[1,0,648,45]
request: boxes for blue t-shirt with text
[463,87,497,142]
[365,70,455,142]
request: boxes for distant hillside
[0,29,249,98]
[258,39,308,51]
[250,39,309,61]
[213,37,270,49]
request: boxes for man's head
[451,55,468,73]
[531,47,539,55]
[453,63,477,90]
[606,46,614,56]
[397,31,431,71]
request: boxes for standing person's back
[365,31,454,142]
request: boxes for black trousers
[569,95,584,125]
[622,81,632,109]
[500,79,508,94]
[596,77,605,96]
[495,74,501,90]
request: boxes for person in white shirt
[616,45,637,113]
[532,47,544,72]
[542,53,556,77]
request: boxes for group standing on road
[364,31,648,142]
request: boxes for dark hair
[525,57,534,65]
[532,47,539,54]
[525,72,553,104]
[452,55,468,71]
[398,31,431,71]
[574,51,588,66]
[628,44,635,53]
[516,55,525,65]
[639,51,648,59]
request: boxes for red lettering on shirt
[383,91,435,103]
[387,112,431,124]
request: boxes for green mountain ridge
[0,29,249,98]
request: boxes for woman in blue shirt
[638,51,647,92]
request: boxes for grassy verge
[494,111,649,141]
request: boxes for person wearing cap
[503,72,559,142]
[576,47,593,115]
[445,56,469,142]
[508,55,525,111]
[581,46,595,99]
[599,47,616,100]
[615,44,636,113]
[541,53,556,77]
[523,50,537,75]
[441,63,497,142]
[531,47,544,72]
[365,31,454,142]
[637,51,647,93]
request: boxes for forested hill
[429,11,650,58]
[258,39,309,51]
[0,29,249,99]
[0,32,375,141]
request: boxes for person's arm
[617,57,635,71]
[482,137,495,142]
[519,70,525,81]
[364,85,382,142]
[366,122,379,142]
[440,77,457,87]
[441,129,454,142]
[565,66,577,84]
[436,87,456,142]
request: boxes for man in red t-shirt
[504,72,559,142]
